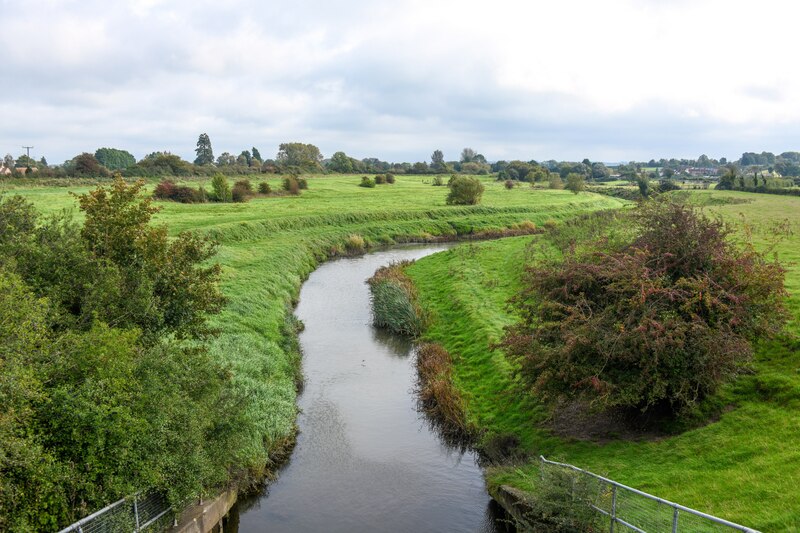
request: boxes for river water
[228,245,512,532]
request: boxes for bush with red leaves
[501,200,787,414]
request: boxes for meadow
[405,190,800,531]
[2,174,625,504]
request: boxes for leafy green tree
[446,176,484,205]
[194,133,214,165]
[38,157,48,167]
[95,147,135,170]
[210,174,232,202]
[75,178,225,339]
[328,151,355,173]
[460,148,477,163]
[276,142,323,172]
[15,154,36,168]
[136,152,192,176]
[3,154,13,169]
[636,174,650,198]
[216,152,235,166]
[565,173,586,194]
[431,150,446,172]
[251,147,262,162]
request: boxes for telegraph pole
[22,146,34,160]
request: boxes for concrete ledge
[171,490,237,533]
[489,484,532,529]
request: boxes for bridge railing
[539,456,760,533]
[56,491,172,533]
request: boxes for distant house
[685,167,716,177]
[0,166,12,176]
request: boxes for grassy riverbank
[4,175,625,520]
[405,190,800,531]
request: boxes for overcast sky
[2,0,799,164]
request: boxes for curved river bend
[228,245,512,532]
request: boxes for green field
[405,190,800,531]
[2,174,626,502]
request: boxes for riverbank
[404,190,800,531]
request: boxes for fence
[539,456,760,533]
[56,492,173,533]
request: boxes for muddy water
[230,245,512,533]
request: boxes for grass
[3,174,625,495]
[405,189,800,532]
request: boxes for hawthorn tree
[501,201,787,415]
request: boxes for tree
[431,150,446,172]
[565,173,586,194]
[15,154,35,168]
[717,166,737,190]
[95,147,135,170]
[3,154,13,169]
[328,151,354,173]
[72,153,106,176]
[38,157,48,167]
[251,147,262,162]
[216,152,235,166]
[210,174,232,202]
[636,174,650,198]
[194,133,214,165]
[276,142,323,172]
[501,201,787,415]
[446,176,484,205]
[460,148,477,163]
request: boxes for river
[227,245,512,532]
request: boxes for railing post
[540,455,545,481]
[672,507,679,533]
[610,485,617,533]
[134,494,140,532]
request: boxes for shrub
[432,175,444,186]
[658,179,681,192]
[501,200,787,415]
[505,179,515,190]
[283,176,300,194]
[359,176,375,188]
[297,178,308,190]
[367,261,428,336]
[153,180,203,203]
[210,174,232,202]
[415,342,468,441]
[385,173,396,184]
[446,176,485,205]
[344,233,366,253]
[153,179,176,200]
[258,182,272,194]
[548,175,564,189]
[565,173,586,194]
[516,466,603,532]
[374,174,386,184]
[231,179,254,203]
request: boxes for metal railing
[56,492,173,533]
[539,456,760,533]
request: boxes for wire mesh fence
[56,491,173,533]
[539,456,760,533]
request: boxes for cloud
[1,0,798,163]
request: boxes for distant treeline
[5,135,800,180]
